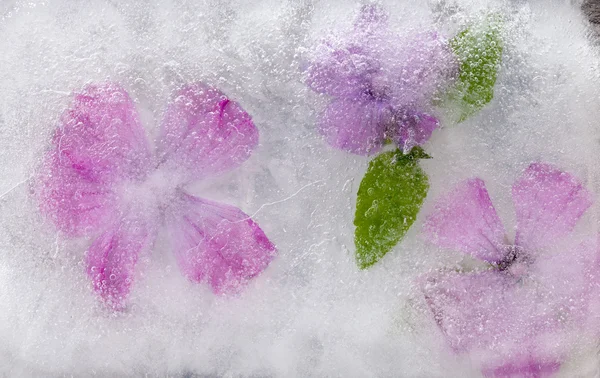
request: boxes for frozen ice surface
[1,0,600,376]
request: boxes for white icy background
[1,0,600,376]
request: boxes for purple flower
[36,82,276,309]
[420,163,599,376]
[306,5,457,155]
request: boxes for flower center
[118,167,183,217]
[363,75,391,102]
[364,86,388,101]
[496,245,529,279]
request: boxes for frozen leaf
[448,16,503,122]
[354,147,430,269]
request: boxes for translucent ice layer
[1,0,600,377]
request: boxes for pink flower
[306,5,457,155]
[421,163,598,376]
[36,82,276,309]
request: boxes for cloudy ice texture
[1,0,600,376]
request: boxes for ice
[1,0,600,376]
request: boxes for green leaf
[354,147,429,269]
[448,16,503,122]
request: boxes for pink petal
[421,270,513,352]
[423,178,506,263]
[422,262,589,372]
[157,82,258,182]
[86,217,155,309]
[37,83,152,237]
[387,32,458,108]
[306,5,388,98]
[39,153,119,237]
[532,238,600,325]
[421,270,566,357]
[394,111,439,153]
[319,97,390,155]
[306,43,379,98]
[513,163,593,251]
[166,193,276,294]
[482,357,561,378]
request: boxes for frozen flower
[420,163,598,376]
[306,4,457,155]
[36,82,276,308]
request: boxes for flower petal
[36,83,152,237]
[306,42,380,98]
[481,357,561,378]
[421,270,558,354]
[39,153,118,237]
[423,178,506,262]
[421,270,513,352]
[387,32,458,108]
[306,4,390,98]
[319,98,389,155]
[86,217,155,309]
[394,111,439,153]
[157,83,258,182]
[513,163,593,251]
[532,237,600,325]
[166,193,276,294]
[422,261,590,372]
